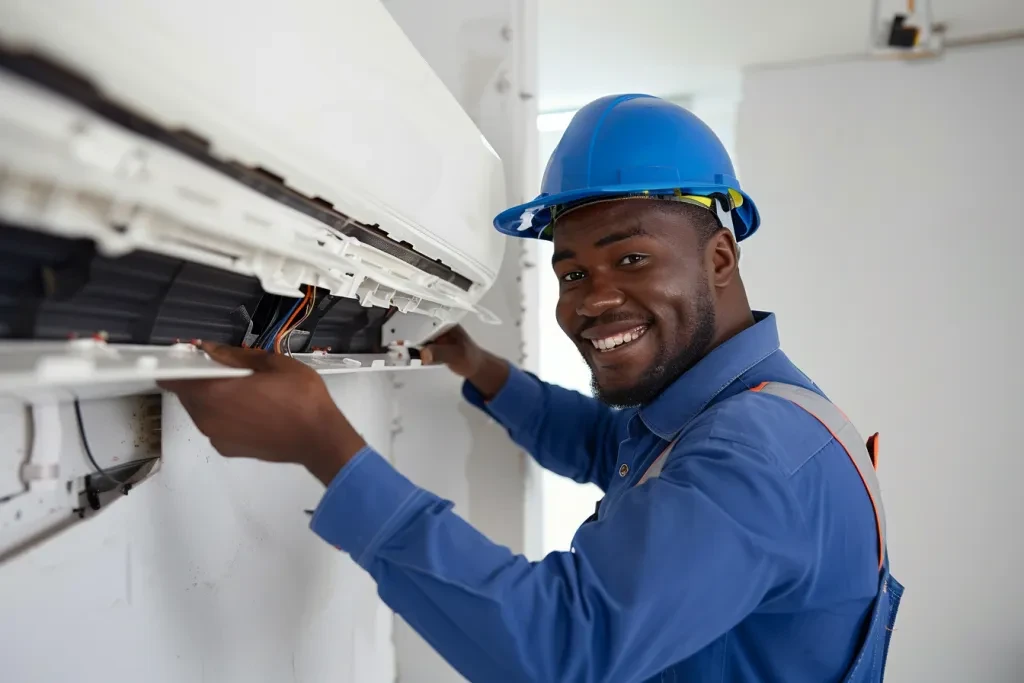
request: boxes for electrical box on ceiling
[868,0,945,59]
[0,0,508,563]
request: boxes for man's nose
[577,279,626,318]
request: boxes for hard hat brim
[493,181,761,242]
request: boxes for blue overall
[311,312,905,681]
[625,379,905,682]
[848,557,903,681]
[781,382,905,683]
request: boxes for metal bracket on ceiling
[869,0,945,59]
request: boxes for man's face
[551,200,717,407]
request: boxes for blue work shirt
[311,312,880,682]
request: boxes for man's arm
[311,428,812,683]
[159,343,810,682]
[423,327,628,491]
[466,361,627,491]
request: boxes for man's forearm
[465,352,511,401]
[461,363,627,490]
[305,405,369,486]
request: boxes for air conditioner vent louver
[0,221,390,353]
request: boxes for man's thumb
[420,343,457,366]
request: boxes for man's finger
[209,438,245,459]
[200,341,275,371]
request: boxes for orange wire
[907,0,915,12]
[274,286,311,354]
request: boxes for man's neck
[716,309,756,348]
[710,282,755,353]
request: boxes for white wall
[736,41,1024,683]
[381,1,537,681]
[1,4,535,682]
[0,377,396,682]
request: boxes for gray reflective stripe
[755,382,886,566]
[636,437,680,487]
[634,382,885,567]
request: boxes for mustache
[575,312,653,337]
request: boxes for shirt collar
[638,311,781,439]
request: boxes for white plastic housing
[0,339,439,404]
[0,0,507,340]
[0,0,512,562]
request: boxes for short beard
[590,284,716,409]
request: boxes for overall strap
[636,436,681,487]
[634,382,886,570]
[752,382,886,570]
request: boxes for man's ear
[708,229,740,289]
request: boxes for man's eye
[561,271,586,283]
[618,254,648,266]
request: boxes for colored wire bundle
[266,289,306,353]
[280,287,317,356]
[245,286,318,354]
[250,299,287,350]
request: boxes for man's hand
[158,342,366,485]
[420,326,510,400]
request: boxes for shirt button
[619,463,629,477]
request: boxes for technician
[161,95,903,682]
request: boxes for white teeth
[590,325,647,351]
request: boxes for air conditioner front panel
[0,0,514,566]
[1,0,507,293]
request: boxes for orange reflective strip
[798,407,884,570]
[867,433,880,471]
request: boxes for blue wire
[251,300,285,349]
[261,297,303,350]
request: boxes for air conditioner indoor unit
[0,0,507,562]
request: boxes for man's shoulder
[678,384,836,478]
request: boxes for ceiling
[537,0,1024,111]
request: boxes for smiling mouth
[588,325,649,352]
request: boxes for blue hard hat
[493,94,760,241]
